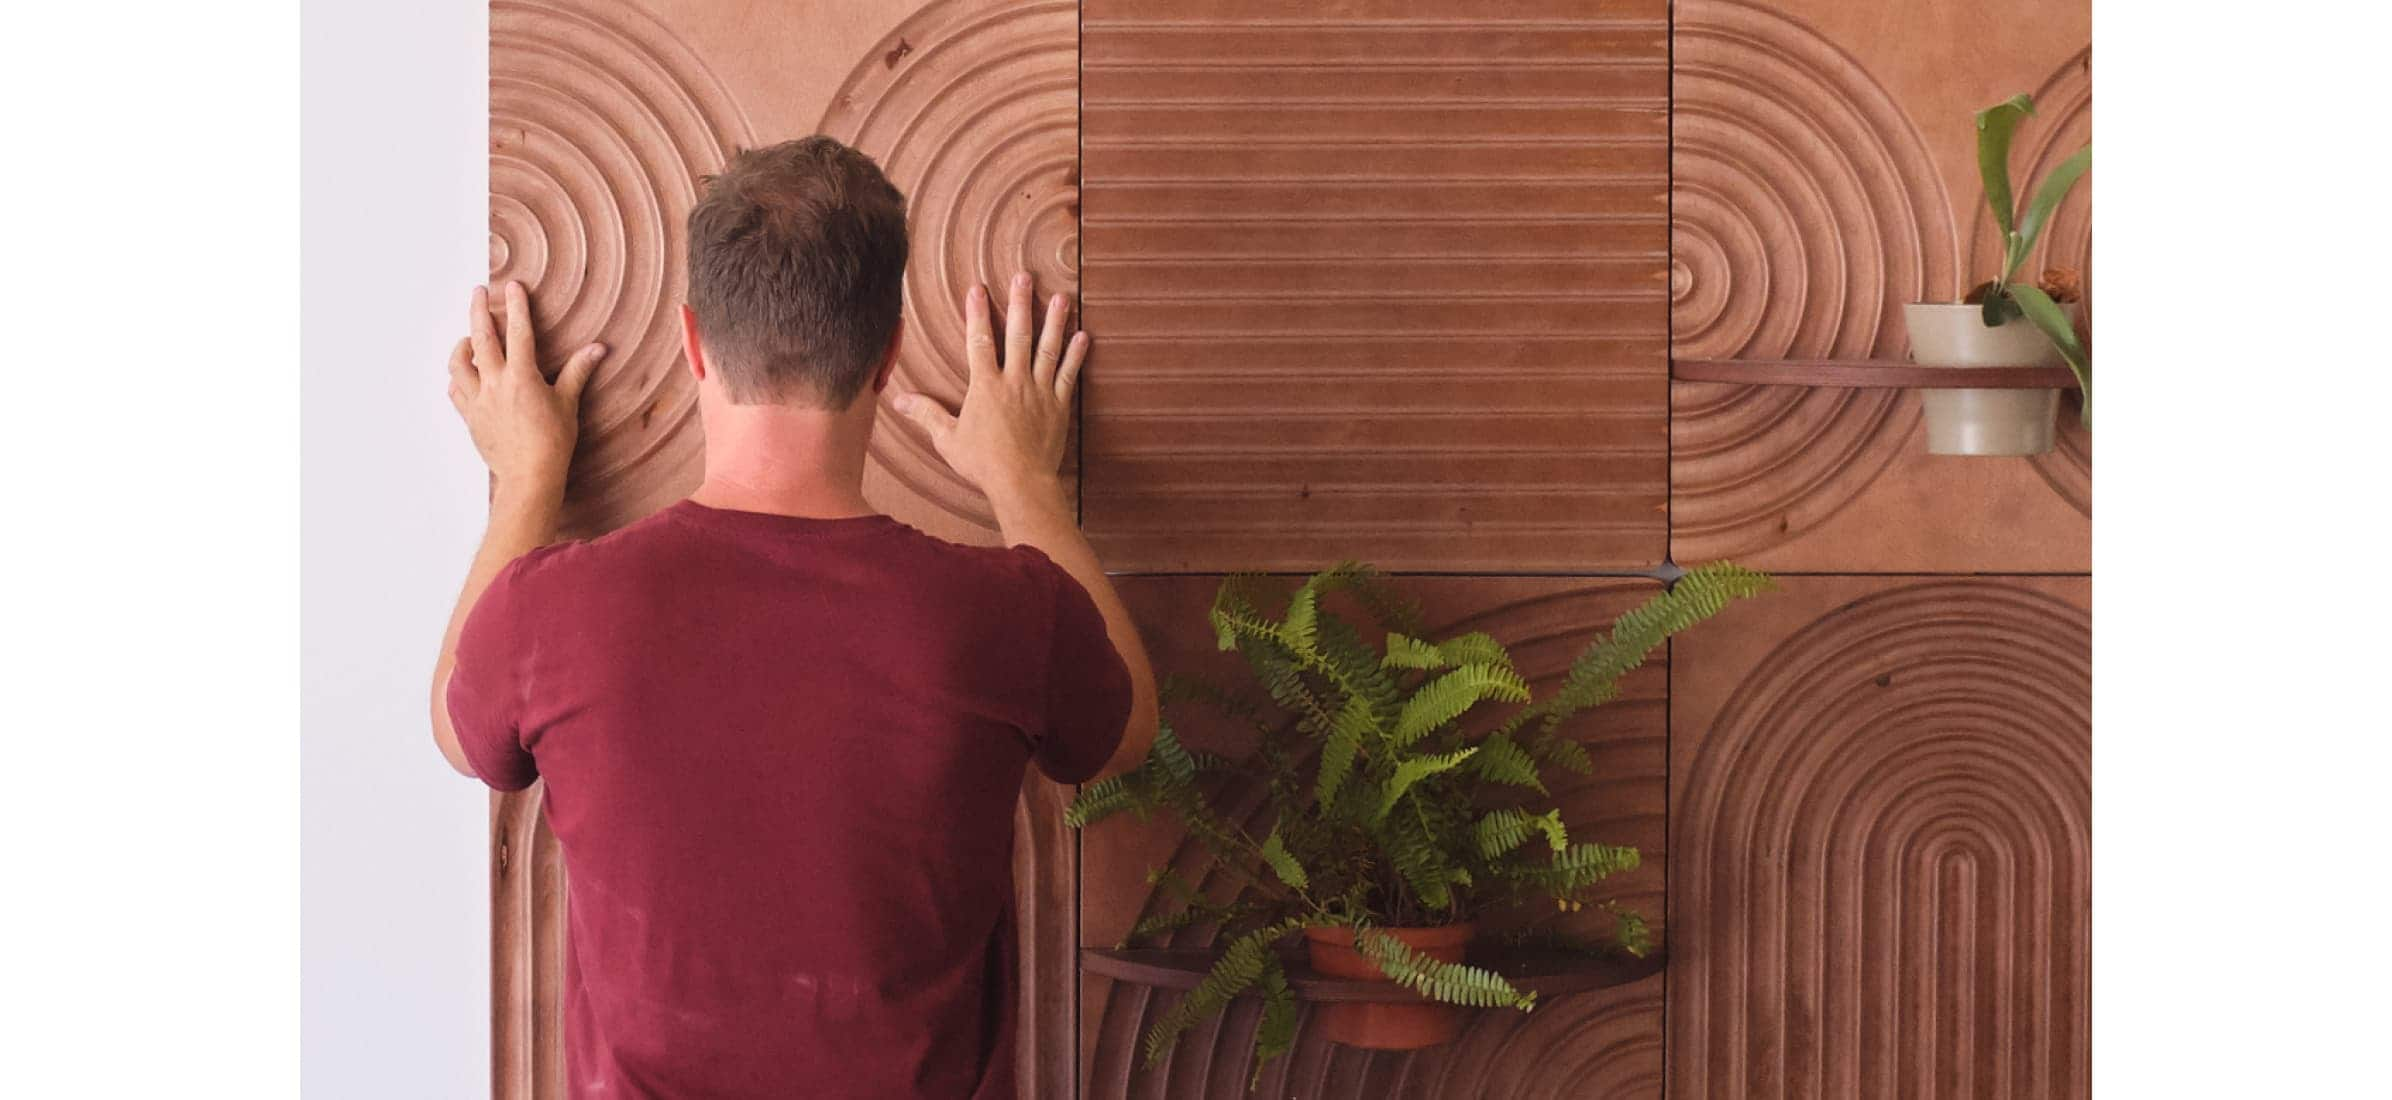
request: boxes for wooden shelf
[1672,358,2079,389]
[1081,946,1663,1003]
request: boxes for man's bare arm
[429,281,604,776]
[894,273,1159,780]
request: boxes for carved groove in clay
[820,0,1082,538]
[489,0,753,539]
[1668,0,1958,562]
[491,784,568,1099]
[1671,580,2090,1099]
[1076,2,1672,573]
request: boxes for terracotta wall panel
[1079,1,1671,573]
[1668,576,2090,1098]
[486,2,1080,1095]
[1081,576,1669,1098]
[1669,0,2091,572]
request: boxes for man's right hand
[889,270,1156,781]
[892,271,1089,508]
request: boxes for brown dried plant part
[2037,267,2083,303]
[1962,279,2000,305]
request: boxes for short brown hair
[686,137,909,408]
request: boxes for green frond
[1208,574,1273,652]
[1064,774,1139,828]
[1601,900,1653,959]
[1317,613,1402,718]
[1142,919,1303,1067]
[1357,927,1535,1010]
[1150,722,1198,791]
[1160,674,1274,737]
[1526,731,1593,776]
[1394,663,1530,745]
[1370,747,1479,826]
[1303,560,1421,634]
[1280,584,1320,654]
[1541,562,1774,733]
[1381,803,1461,911]
[1467,732,1546,792]
[1315,693,1373,808]
[1509,842,1642,894]
[1473,808,1568,860]
[1251,954,1297,1088]
[1258,829,1309,890]
[1382,632,1446,669]
[1122,897,1269,947]
[1437,631,1512,670]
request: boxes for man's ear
[679,304,708,382]
[870,318,905,394]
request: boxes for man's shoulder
[499,504,688,589]
[898,529,1061,592]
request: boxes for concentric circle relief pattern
[1967,50,2093,516]
[1670,0,1959,560]
[1672,581,2091,1099]
[1087,585,1668,1099]
[820,0,1080,539]
[489,0,752,538]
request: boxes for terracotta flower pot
[1302,923,1477,1050]
[1903,302,2081,456]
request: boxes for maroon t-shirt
[447,500,1131,1098]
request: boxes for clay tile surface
[1670,0,2091,573]
[1670,575,2090,1098]
[1077,0,1672,573]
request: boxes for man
[429,136,1157,1098]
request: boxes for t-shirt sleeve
[1023,550,1134,785]
[445,556,541,791]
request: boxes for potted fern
[1068,562,1773,1082]
[1906,92,2091,455]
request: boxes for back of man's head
[686,137,909,409]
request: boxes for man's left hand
[448,280,607,495]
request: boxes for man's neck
[689,396,878,519]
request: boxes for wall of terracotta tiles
[487,0,2089,1095]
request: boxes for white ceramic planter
[1902,303,2079,456]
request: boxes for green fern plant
[1066,561,1774,1082]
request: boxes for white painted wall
[303,1,493,1094]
